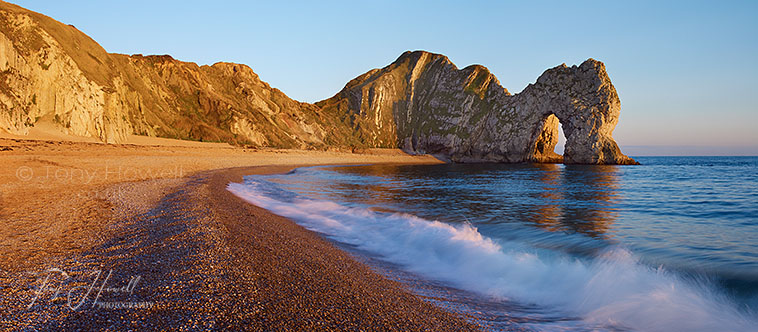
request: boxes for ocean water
[228,156,758,331]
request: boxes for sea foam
[228,176,757,332]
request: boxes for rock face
[0,1,331,147]
[0,1,636,164]
[318,51,637,164]
[110,56,330,148]
[0,2,129,142]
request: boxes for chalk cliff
[0,1,636,164]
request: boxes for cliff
[0,1,636,164]
[318,51,637,164]
[0,1,330,147]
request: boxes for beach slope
[0,137,478,330]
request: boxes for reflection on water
[354,163,620,239]
[530,163,564,233]
[559,165,620,238]
[523,164,621,238]
[278,163,622,245]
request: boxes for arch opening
[555,123,566,156]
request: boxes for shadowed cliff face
[319,51,637,165]
[0,1,635,164]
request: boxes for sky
[10,0,758,155]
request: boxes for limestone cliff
[318,51,638,164]
[0,1,636,164]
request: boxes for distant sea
[229,156,758,331]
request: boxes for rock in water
[0,2,636,164]
[518,59,638,165]
[318,51,637,165]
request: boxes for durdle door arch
[521,60,639,165]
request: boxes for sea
[228,156,758,331]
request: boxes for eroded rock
[319,51,638,165]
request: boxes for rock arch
[522,59,638,165]
[317,51,638,165]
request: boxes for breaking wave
[228,176,757,331]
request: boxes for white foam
[228,178,757,332]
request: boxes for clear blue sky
[10,0,758,155]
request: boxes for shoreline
[0,138,479,330]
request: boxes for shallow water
[229,157,758,331]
